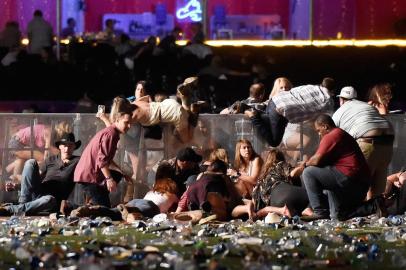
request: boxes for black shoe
[0,206,12,216]
[383,190,398,208]
[177,77,198,96]
[301,213,329,221]
[375,195,388,218]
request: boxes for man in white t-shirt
[27,10,53,54]
[332,86,394,200]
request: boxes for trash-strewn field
[1,214,406,269]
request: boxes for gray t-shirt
[332,99,392,139]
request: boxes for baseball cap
[337,86,357,99]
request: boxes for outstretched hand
[290,164,305,178]
[96,112,107,119]
[244,109,256,118]
[106,179,117,193]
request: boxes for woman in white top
[143,177,179,213]
[228,139,262,199]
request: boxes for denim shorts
[8,135,25,149]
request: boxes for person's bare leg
[6,160,16,173]
[247,199,256,220]
[257,205,292,218]
[177,91,190,111]
[231,204,254,220]
[175,110,195,144]
[14,150,44,161]
[10,158,25,182]
[128,152,139,178]
[123,152,138,203]
[285,134,311,162]
[177,77,198,111]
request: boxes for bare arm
[96,112,112,127]
[304,153,322,167]
[238,157,262,186]
[136,95,152,103]
[220,107,231,114]
[43,126,52,159]
[109,160,132,183]
[231,199,255,220]
[100,166,117,193]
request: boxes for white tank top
[144,191,179,213]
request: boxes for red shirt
[316,128,370,179]
[74,125,120,185]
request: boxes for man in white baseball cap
[333,86,394,201]
[337,86,357,100]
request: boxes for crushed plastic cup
[383,229,398,242]
[152,213,168,223]
[102,226,119,236]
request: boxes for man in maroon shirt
[74,110,132,207]
[296,114,370,221]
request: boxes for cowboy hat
[55,132,81,150]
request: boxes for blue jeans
[250,100,287,147]
[302,166,368,219]
[75,170,123,208]
[7,195,57,215]
[19,159,42,203]
[12,159,58,215]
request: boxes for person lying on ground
[68,178,179,222]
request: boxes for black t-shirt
[40,154,80,201]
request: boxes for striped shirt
[272,85,334,123]
[332,100,392,139]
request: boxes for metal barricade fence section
[1,113,405,203]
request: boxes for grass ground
[1,217,406,269]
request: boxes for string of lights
[368,0,376,37]
[317,0,325,38]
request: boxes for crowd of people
[1,71,404,224]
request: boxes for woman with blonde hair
[269,77,293,99]
[208,148,229,164]
[228,139,262,198]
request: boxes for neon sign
[176,0,202,22]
